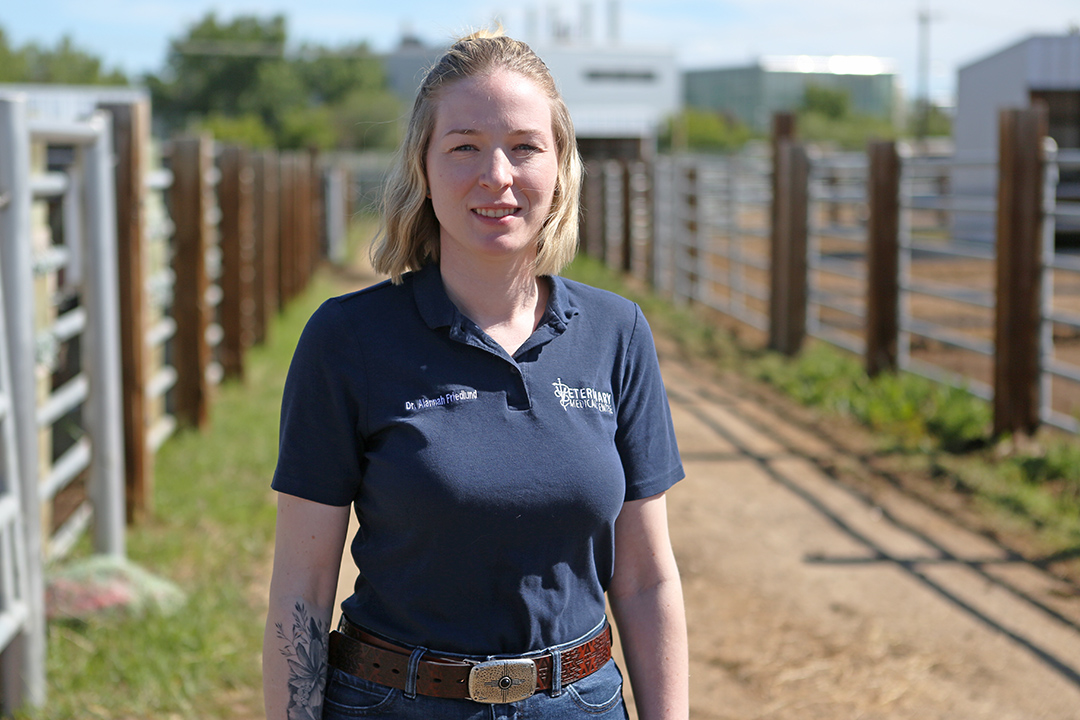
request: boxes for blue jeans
[321,624,629,720]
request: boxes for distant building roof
[758,55,897,76]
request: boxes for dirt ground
[314,260,1080,720]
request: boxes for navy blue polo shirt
[272,264,683,656]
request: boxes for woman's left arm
[608,492,689,720]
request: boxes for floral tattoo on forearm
[276,601,329,720]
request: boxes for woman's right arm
[263,492,351,720]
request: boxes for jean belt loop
[549,647,563,697]
[404,646,427,700]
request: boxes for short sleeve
[614,306,684,501]
[271,299,366,506]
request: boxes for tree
[149,13,289,128]
[0,28,29,82]
[147,12,402,151]
[802,84,851,121]
[660,109,754,154]
[797,84,897,150]
[0,26,126,85]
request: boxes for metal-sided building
[683,55,899,132]
[952,33,1080,241]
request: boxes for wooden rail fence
[0,85,352,715]
[582,106,1077,438]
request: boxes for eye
[451,143,478,152]
[514,143,542,155]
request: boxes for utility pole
[916,4,932,141]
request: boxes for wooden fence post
[769,111,797,255]
[277,153,295,305]
[865,140,901,376]
[251,150,279,342]
[683,162,701,304]
[627,160,651,283]
[170,135,213,429]
[582,159,604,259]
[218,145,255,379]
[100,100,153,522]
[768,139,809,355]
[994,106,1048,436]
[603,160,627,272]
[309,150,324,273]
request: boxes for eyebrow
[442,128,547,138]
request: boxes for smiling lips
[473,207,519,219]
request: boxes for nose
[479,149,513,189]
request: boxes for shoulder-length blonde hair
[370,28,583,283]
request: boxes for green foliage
[279,105,337,150]
[660,109,755,154]
[196,112,275,148]
[797,110,897,150]
[0,28,127,85]
[802,84,851,120]
[910,102,953,138]
[749,342,991,452]
[147,12,402,151]
[334,88,404,150]
[796,83,897,150]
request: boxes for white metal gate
[0,90,127,711]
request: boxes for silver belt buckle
[468,658,538,704]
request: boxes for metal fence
[651,149,772,334]
[582,107,1076,437]
[0,91,128,711]
[1043,147,1080,431]
[0,84,352,714]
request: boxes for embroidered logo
[552,378,614,414]
[405,388,478,411]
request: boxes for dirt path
[656,354,1080,719]
[317,260,1080,719]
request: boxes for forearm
[263,594,336,720]
[609,577,689,720]
[263,494,350,720]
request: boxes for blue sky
[1,0,1077,103]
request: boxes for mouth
[472,207,520,219]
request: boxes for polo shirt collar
[411,263,579,337]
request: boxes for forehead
[431,70,554,134]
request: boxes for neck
[439,253,548,355]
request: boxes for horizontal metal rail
[30,172,69,199]
[902,279,995,309]
[147,415,177,453]
[39,437,91,504]
[36,374,88,429]
[27,118,102,145]
[146,316,177,348]
[46,501,92,562]
[903,317,995,356]
[145,168,173,191]
[147,366,178,401]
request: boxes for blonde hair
[370,28,583,283]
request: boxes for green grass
[24,272,344,720]
[564,254,1080,562]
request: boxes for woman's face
[425,69,559,270]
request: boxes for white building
[382,4,679,161]
[952,33,1080,241]
[534,42,679,160]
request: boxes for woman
[263,29,688,720]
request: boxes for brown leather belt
[327,616,612,704]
